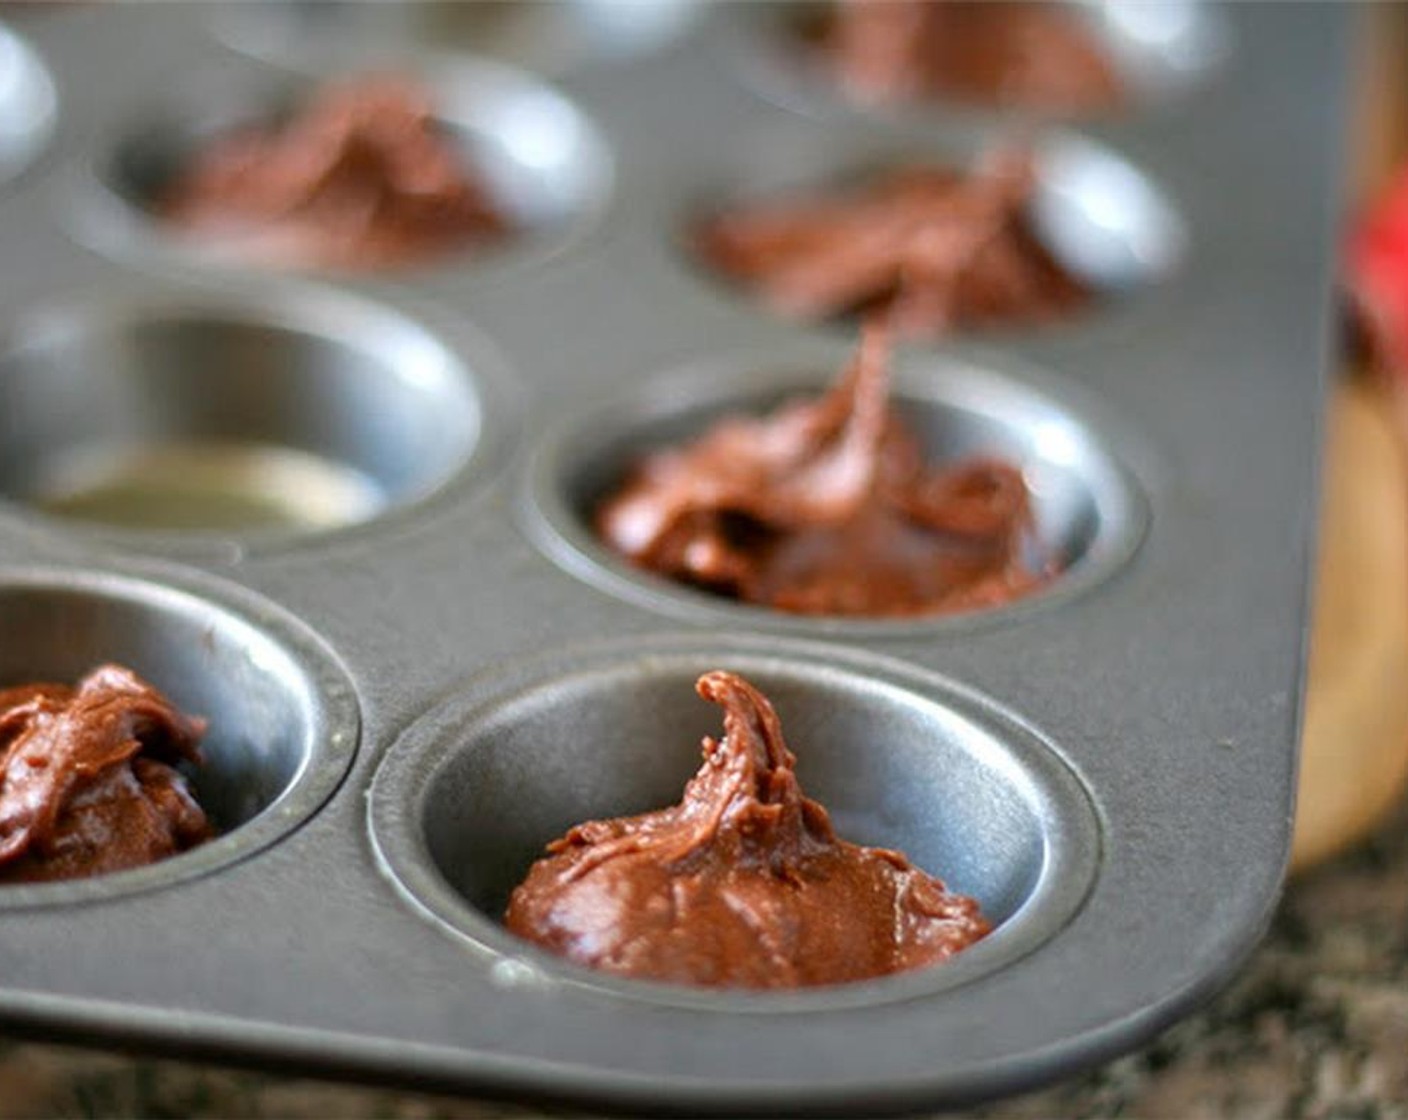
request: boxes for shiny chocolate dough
[695,150,1088,338]
[0,665,212,883]
[161,77,509,271]
[816,0,1123,114]
[596,322,1053,617]
[505,670,990,988]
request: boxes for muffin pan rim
[367,633,1104,1014]
[0,559,361,909]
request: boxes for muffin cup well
[77,55,612,276]
[368,636,1101,1010]
[0,286,491,547]
[683,127,1185,329]
[0,564,358,906]
[523,344,1149,635]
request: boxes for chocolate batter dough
[596,321,1052,617]
[160,77,510,271]
[0,665,212,884]
[506,670,990,988]
[812,0,1124,114]
[695,147,1088,337]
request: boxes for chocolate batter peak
[0,665,212,884]
[596,320,1053,617]
[160,76,510,271]
[506,671,990,988]
[696,147,1088,338]
[814,0,1124,114]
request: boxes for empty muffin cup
[726,0,1232,121]
[83,57,612,274]
[0,21,57,187]
[368,637,1100,1007]
[0,288,487,543]
[524,344,1148,634]
[0,564,359,905]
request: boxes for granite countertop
[1,794,1404,1120]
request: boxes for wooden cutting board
[1291,374,1408,870]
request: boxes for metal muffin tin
[0,2,1349,1115]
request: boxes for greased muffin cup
[0,283,508,550]
[524,341,1148,634]
[370,638,1101,1009]
[75,53,612,278]
[679,126,1184,334]
[723,0,1234,125]
[0,562,359,907]
[0,3,1348,1115]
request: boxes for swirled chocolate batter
[695,147,1088,338]
[506,670,990,988]
[160,77,510,271]
[596,321,1052,616]
[810,0,1123,114]
[0,665,212,883]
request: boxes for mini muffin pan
[524,341,1149,634]
[0,3,1349,1115]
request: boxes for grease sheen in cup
[0,288,485,542]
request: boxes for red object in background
[1349,169,1408,379]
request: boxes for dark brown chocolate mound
[0,665,212,884]
[505,670,990,988]
[595,320,1053,617]
[160,76,510,271]
[695,148,1088,338]
[813,0,1124,114]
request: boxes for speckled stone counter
[1,793,1404,1120]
